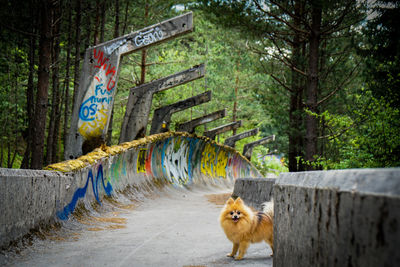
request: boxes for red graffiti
[93,48,116,91]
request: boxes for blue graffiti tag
[79,84,113,121]
[57,165,113,220]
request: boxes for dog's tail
[262,199,274,220]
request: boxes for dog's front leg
[227,243,239,257]
[235,241,250,260]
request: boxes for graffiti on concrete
[55,133,261,221]
[57,164,113,220]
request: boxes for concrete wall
[1,132,261,249]
[273,168,400,267]
[232,178,276,210]
[0,169,74,249]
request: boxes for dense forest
[0,0,399,173]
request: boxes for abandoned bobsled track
[1,132,273,266]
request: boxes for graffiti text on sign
[93,49,117,91]
[57,165,113,220]
[79,83,112,121]
[134,27,163,47]
[78,108,108,138]
[79,84,113,121]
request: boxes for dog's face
[221,197,247,223]
[229,209,242,223]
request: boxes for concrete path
[1,186,273,267]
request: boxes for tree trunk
[305,3,322,170]
[106,0,120,145]
[232,61,239,138]
[288,0,304,172]
[93,2,100,45]
[122,1,129,35]
[51,2,62,163]
[100,1,106,43]
[84,1,92,50]
[21,3,37,169]
[31,0,53,169]
[46,2,62,164]
[71,0,81,109]
[63,5,73,156]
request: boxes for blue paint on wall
[57,165,113,220]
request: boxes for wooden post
[150,91,212,135]
[119,64,205,143]
[224,128,259,148]
[243,135,275,160]
[203,121,242,140]
[65,12,193,159]
[176,109,226,134]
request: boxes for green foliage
[253,153,288,177]
[316,89,400,168]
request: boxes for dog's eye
[237,211,241,215]
[230,211,234,215]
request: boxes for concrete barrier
[0,132,261,249]
[232,178,276,210]
[273,168,400,267]
[0,169,74,249]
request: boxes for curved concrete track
[1,185,273,267]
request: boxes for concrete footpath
[1,186,273,267]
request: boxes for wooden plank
[65,13,193,159]
[119,64,205,143]
[203,121,242,140]
[224,128,259,147]
[243,135,275,160]
[176,109,226,133]
[150,91,212,135]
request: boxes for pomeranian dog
[219,197,274,260]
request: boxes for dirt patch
[205,193,232,206]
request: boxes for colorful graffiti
[137,149,147,173]
[53,133,261,221]
[57,165,113,220]
[200,143,228,178]
[77,48,119,139]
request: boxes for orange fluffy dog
[219,197,274,260]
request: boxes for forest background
[0,0,399,175]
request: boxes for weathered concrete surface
[204,121,242,140]
[232,178,276,210]
[224,128,259,148]
[0,169,74,249]
[0,187,273,267]
[150,91,212,135]
[120,64,205,143]
[1,132,261,251]
[176,109,226,133]
[273,168,400,267]
[243,135,275,160]
[66,12,193,159]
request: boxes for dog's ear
[235,197,243,205]
[226,197,234,205]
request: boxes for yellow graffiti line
[137,149,147,173]
[201,143,217,177]
[216,149,228,178]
